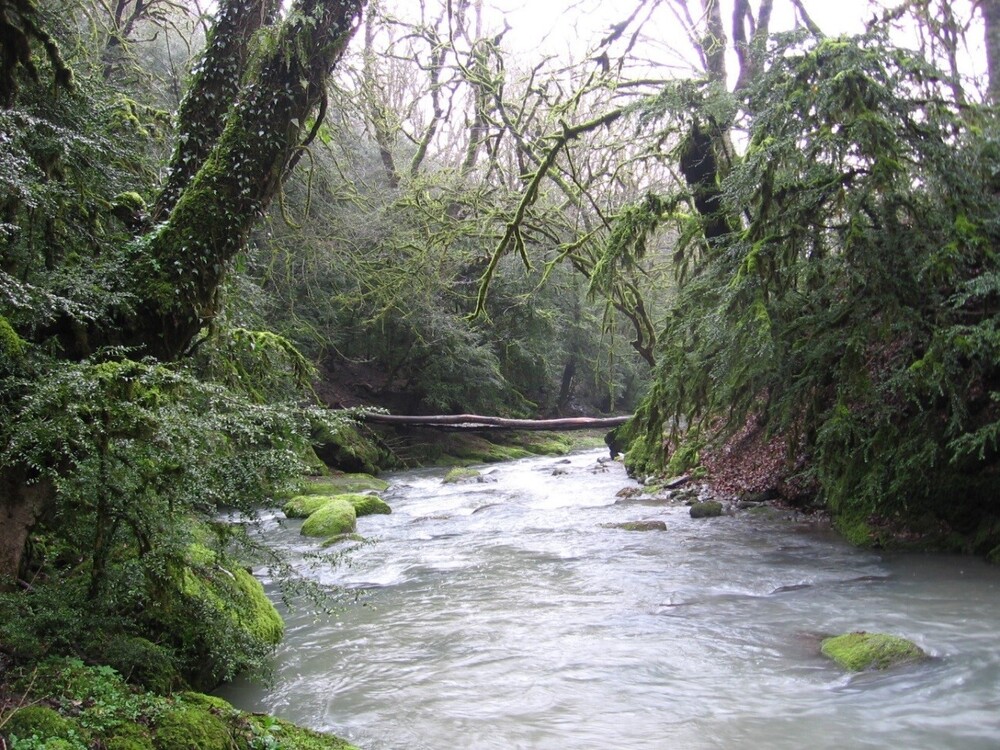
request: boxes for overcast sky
[481,0,986,90]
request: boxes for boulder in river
[690,501,724,519]
[301,498,357,537]
[443,467,481,484]
[820,631,926,671]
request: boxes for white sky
[483,0,987,92]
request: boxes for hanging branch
[474,107,624,317]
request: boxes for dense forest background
[1,0,999,731]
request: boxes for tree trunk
[982,0,1000,102]
[124,0,366,360]
[0,468,51,590]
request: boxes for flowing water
[219,449,1000,749]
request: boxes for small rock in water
[552,468,568,476]
[820,631,927,672]
[616,487,642,499]
[600,520,667,532]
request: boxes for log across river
[219,448,1000,749]
[358,412,631,431]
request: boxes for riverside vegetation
[1,0,998,747]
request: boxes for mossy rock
[690,501,724,519]
[443,467,481,484]
[301,499,357,537]
[181,562,284,647]
[297,473,390,496]
[345,493,391,516]
[600,520,667,531]
[283,494,334,519]
[4,706,78,742]
[153,706,232,750]
[820,631,927,672]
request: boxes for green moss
[231,568,284,645]
[175,692,233,711]
[283,494,333,519]
[179,554,284,652]
[286,492,389,518]
[833,513,876,547]
[689,501,724,519]
[443,467,481,484]
[345,493,391,516]
[301,499,357,537]
[103,723,155,750]
[153,706,232,750]
[0,315,26,360]
[513,432,574,455]
[3,706,77,741]
[820,632,926,672]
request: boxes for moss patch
[3,705,78,742]
[283,494,334,519]
[0,315,26,361]
[153,706,231,750]
[301,499,357,537]
[820,631,926,671]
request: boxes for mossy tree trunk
[126,0,366,361]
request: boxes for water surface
[219,450,1000,749]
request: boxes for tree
[1,0,366,586]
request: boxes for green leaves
[626,33,1000,536]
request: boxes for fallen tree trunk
[359,412,631,430]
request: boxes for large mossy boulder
[820,631,926,671]
[301,498,357,537]
[180,555,284,647]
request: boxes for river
[218,449,1000,749]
